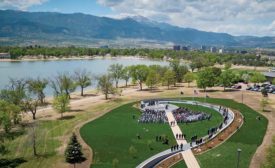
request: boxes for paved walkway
[137,100,235,168]
[166,111,200,168]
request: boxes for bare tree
[108,64,124,88]
[27,77,48,104]
[23,96,39,120]
[50,73,76,99]
[74,69,92,96]
[97,74,116,100]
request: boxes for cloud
[0,0,47,10]
[97,0,275,36]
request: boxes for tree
[146,70,160,90]
[250,72,266,84]
[74,69,92,96]
[162,69,175,89]
[0,78,27,112]
[97,74,116,100]
[108,64,124,88]
[184,72,195,87]
[241,73,250,83]
[197,67,221,92]
[27,78,48,104]
[128,146,137,158]
[219,70,236,90]
[50,73,76,98]
[224,62,232,70]
[169,59,188,83]
[130,65,149,90]
[65,133,85,168]
[260,98,269,112]
[28,122,38,156]
[0,100,20,133]
[52,94,70,118]
[121,66,131,87]
[23,96,39,120]
[148,65,168,77]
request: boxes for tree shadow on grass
[223,89,240,92]
[0,158,27,168]
[69,109,84,113]
[83,93,98,97]
[199,89,220,93]
[58,115,75,120]
[138,88,163,93]
[166,87,178,90]
[0,129,25,141]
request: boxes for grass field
[1,97,268,168]
[1,99,130,168]
[183,98,268,168]
[80,103,176,168]
[172,103,223,141]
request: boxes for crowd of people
[138,109,168,123]
[172,107,211,123]
[171,143,184,152]
[175,133,186,140]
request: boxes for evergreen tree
[65,133,85,168]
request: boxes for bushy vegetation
[0,46,271,67]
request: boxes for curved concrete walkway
[137,99,235,168]
[166,110,200,168]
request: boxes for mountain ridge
[0,10,274,48]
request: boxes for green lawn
[1,99,131,168]
[172,103,223,141]
[182,98,268,168]
[1,97,267,168]
[80,103,176,168]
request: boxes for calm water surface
[0,57,169,95]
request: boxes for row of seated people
[138,109,168,123]
[172,107,211,123]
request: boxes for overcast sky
[1,0,275,36]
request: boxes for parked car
[233,85,242,89]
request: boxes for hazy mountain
[0,10,274,48]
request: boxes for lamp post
[237,148,242,168]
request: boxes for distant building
[218,48,224,54]
[181,46,189,51]
[210,47,217,53]
[100,45,109,49]
[173,45,181,51]
[240,50,248,54]
[0,53,10,59]
[200,45,207,51]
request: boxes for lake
[0,57,169,95]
